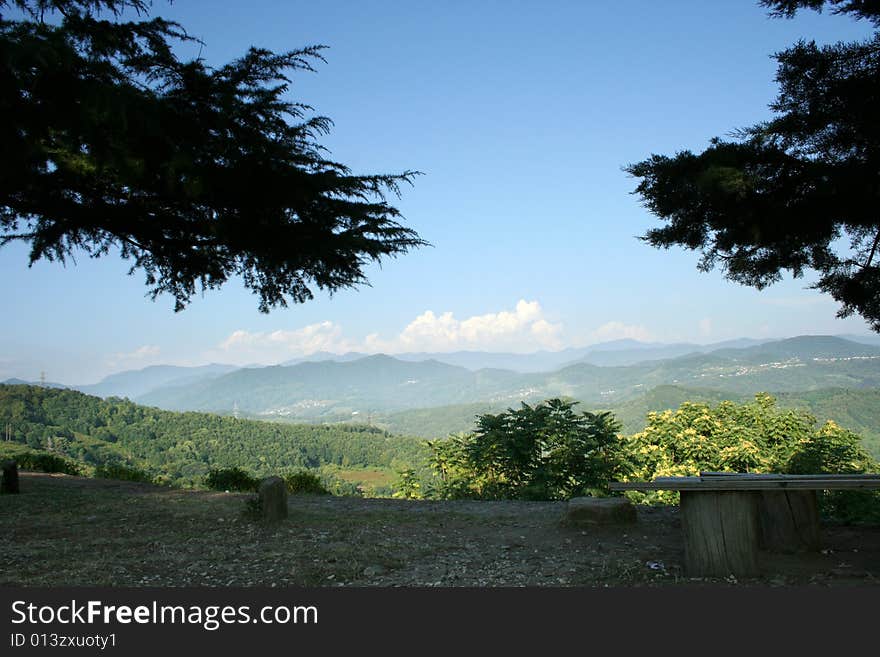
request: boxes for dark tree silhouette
[626,1,880,329]
[0,1,426,311]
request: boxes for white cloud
[368,299,563,352]
[587,321,654,343]
[216,300,564,363]
[216,321,353,365]
[531,319,562,343]
[107,344,161,369]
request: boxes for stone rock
[1,460,19,494]
[258,476,288,522]
[563,496,636,526]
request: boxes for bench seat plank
[696,472,880,481]
[610,475,880,491]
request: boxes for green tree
[625,394,818,502]
[626,1,880,329]
[427,399,626,500]
[391,467,422,499]
[0,1,425,312]
[785,419,880,521]
[626,393,880,518]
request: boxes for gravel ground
[2,473,879,587]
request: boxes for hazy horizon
[5,331,879,386]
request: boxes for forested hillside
[0,385,428,487]
[3,382,879,511]
[371,385,880,459]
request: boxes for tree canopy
[0,0,425,311]
[626,0,880,329]
[427,398,628,500]
[625,392,879,520]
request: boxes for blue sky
[2,0,878,383]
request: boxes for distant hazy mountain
[281,347,602,373]
[280,352,369,366]
[75,363,239,400]
[277,338,776,373]
[130,335,880,420]
[137,355,525,416]
[1,378,68,389]
[562,337,774,367]
[710,335,880,362]
[836,334,880,346]
[389,348,597,373]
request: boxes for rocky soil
[2,473,879,587]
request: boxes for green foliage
[282,470,330,495]
[380,402,511,439]
[93,463,155,484]
[0,0,424,312]
[627,1,880,329]
[392,468,423,500]
[376,383,880,461]
[630,393,816,479]
[761,0,880,24]
[319,475,363,497]
[625,394,814,503]
[625,394,880,520]
[427,399,628,500]
[786,421,876,475]
[3,384,877,519]
[204,467,259,493]
[0,384,429,489]
[774,388,880,460]
[785,420,880,522]
[0,444,82,475]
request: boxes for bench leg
[758,490,821,553]
[680,491,760,578]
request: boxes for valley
[10,334,876,458]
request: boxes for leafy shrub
[283,470,330,495]
[204,467,259,492]
[392,468,422,499]
[785,421,876,475]
[14,451,82,475]
[151,474,173,487]
[321,475,363,497]
[427,399,627,500]
[624,395,880,520]
[94,463,154,484]
[786,421,880,522]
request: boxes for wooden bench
[609,472,880,578]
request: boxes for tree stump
[758,490,821,553]
[680,491,759,577]
[258,476,288,522]
[1,460,19,494]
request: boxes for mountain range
[277,337,778,372]
[6,335,880,427]
[5,334,880,457]
[54,335,880,416]
[76,363,239,400]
